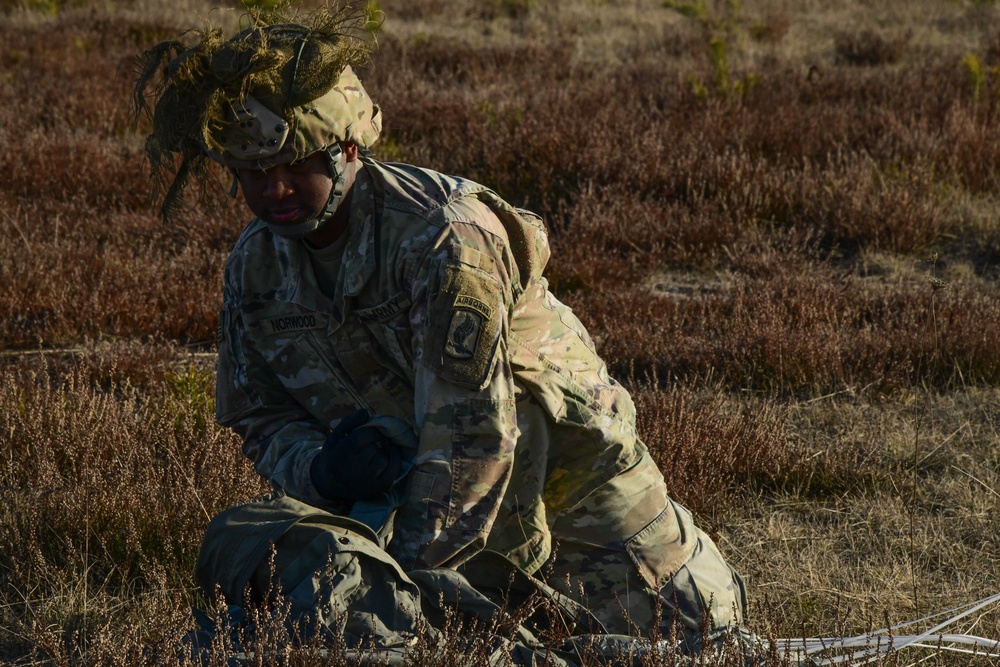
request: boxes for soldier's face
[237,152,333,227]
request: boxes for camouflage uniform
[216,158,747,642]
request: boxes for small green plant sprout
[20,0,60,14]
[240,0,283,10]
[710,36,730,92]
[365,0,385,34]
[663,0,759,98]
[374,136,406,162]
[662,0,711,21]
[479,99,501,130]
[959,51,1000,105]
[164,364,215,435]
[962,53,985,102]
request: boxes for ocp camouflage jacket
[216,158,646,573]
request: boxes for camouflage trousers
[542,450,748,648]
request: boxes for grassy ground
[2,0,1000,664]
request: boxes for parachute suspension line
[772,593,1000,664]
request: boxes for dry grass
[735,388,1000,639]
[2,0,1000,664]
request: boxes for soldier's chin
[266,217,321,239]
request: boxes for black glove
[310,409,403,501]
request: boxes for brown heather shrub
[0,365,262,577]
[0,356,266,663]
[386,0,451,20]
[933,102,1000,193]
[0,224,227,347]
[366,36,637,210]
[2,129,148,210]
[768,433,891,501]
[632,384,790,518]
[0,13,159,139]
[756,156,945,253]
[749,7,791,44]
[0,9,250,350]
[371,39,1000,214]
[834,29,912,67]
[689,63,962,167]
[4,343,165,395]
[569,244,1000,396]
[365,64,999,331]
[545,185,742,292]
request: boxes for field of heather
[2,0,1000,664]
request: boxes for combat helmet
[131,4,382,231]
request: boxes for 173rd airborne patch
[431,263,502,389]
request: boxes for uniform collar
[341,161,378,299]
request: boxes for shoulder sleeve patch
[426,261,503,389]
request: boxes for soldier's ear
[343,142,359,162]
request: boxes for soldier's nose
[263,168,294,198]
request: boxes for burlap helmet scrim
[130,5,381,218]
[202,21,382,170]
[212,63,382,170]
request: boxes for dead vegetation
[2,0,1000,664]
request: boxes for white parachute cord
[773,593,1000,664]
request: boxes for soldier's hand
[310,409,403,501]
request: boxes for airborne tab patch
[454,294,492,319]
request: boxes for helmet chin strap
[266,145,350,240]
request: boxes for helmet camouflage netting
[130,4,382,219]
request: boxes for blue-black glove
[310,409,403,501]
